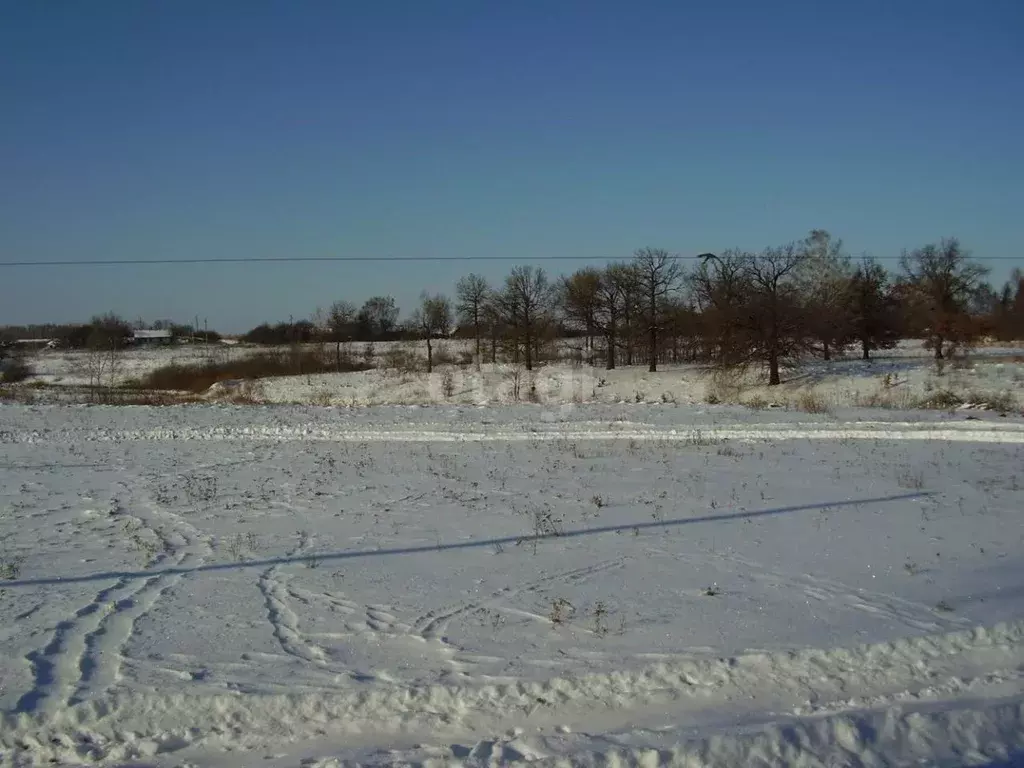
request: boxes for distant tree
[592,262,641,370]
[992,268,1024,340]
[357,296,399,340]
[496,266,554,371]
[745,245,814,384]
[633,248,684,371]
[848,257,902,360]
[560,268,602,364]
[481,300,503,365]
[455,274,492,364]
[82,313,131,396]
[410,293,453,373]
[88,313,132,350]
[690,249,751,369]
[900,238,989,359]
[323,300,358,370]
[327,300,358,340]
[800,230,854,361]
[695,246,811,385]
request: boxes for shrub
[381,346,423,373]
[0,359,33,384]
[965,391,1017,413]
[441,369,456,398]
[140,350,372,393]
[432,344,458,366]
[915,390,964,410]
[795,391,831,414]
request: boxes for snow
[19,340,1024,412]
[1,403,1023,766]
[237,343,1024,411]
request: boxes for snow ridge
[3,620,1023,766]
[4,419,1024,445]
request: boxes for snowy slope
[1,404,1023,766]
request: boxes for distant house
[132,329,173,345]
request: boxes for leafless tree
[83,314,130,399]
[560,268,602,364]
[848,257,902,360]
[326,300,357,370]
[633,248,684,371]
[690,250,749,368]
[410,293,453,373]
[695,246,810,385]
[496,266,554,371]
[455,273,491,365]
[900,238,989,359]
[592,262,639,370]
[799,230,854,361]
[357,296,399,339]
[746,244,812,384]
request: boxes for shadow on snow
[0,492,931,590]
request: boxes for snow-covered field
[2,404,1024,766]
[18,340,1024,412]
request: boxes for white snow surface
[1,403,1023,767]
[20,340,1024,412]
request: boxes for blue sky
[2,1,1022,332]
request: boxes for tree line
[4,232,1021,386]
[292,232,1021,382]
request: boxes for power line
[1,254,1020,267]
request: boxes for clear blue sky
[2,1,1022,332]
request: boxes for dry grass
[1,360,33,384]
[140,350,371,393]
[794,391,832,414]
[704,368,745,404]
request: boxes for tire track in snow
[709,550,974,635]
[412,558,629,642]
[5,619,1024,766]
[259,568,330,666]
[16,571,163,716]
[16,487,214,715]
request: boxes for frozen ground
[1,404,1023,766]
[19,340,1024,412]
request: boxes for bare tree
[746,244,812,384]
[327,300,357,370]
[848,257,902,360]
[357,296,399,339]
[482,300,502,365]
[691,250,749,368]
[901,238,989,359]
[455,273,491,365]
[800,230,854,361]
[83,313,131,399]
[992,268,1024,341]
[411,293,453,373]
[496,266,554,371]
[560,268,602,364]
[633,248,684,371]
[696,247,810,385]
[591,263,639,370]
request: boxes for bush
[0,359,33,384]
[915,390,964,410]
[431,344,458,366]
[795,391,831,413]
[965,391,1017,413]
[140,349,372,393]
[381,346,423,373]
